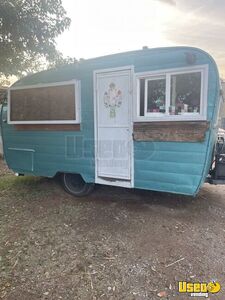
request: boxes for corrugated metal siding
[2,47,220,195]
[134,140,207,195]
[2,113,95,182]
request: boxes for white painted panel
[97,127,131,179]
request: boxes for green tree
[0,0,71,78]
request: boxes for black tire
[62,173,95,197]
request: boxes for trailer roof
[12,46,215,88]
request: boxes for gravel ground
[0,158,225,300]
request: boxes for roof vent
[185,52,197,65]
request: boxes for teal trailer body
[1,47,221,196]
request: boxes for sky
[57,0,225,78]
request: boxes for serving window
[137,65,208,121]
[8,81,80,124]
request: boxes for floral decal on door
[103,82,122,118]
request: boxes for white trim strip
[8,147,35,152]
[9,80,77,90]
[135,64,208,77]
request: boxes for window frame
[8,80,81,124]
[135,65,209,122]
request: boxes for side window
[137,66,207,121]
[9,81,80,124]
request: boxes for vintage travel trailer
[1,47,224,196]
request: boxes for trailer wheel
[62,173,95,197]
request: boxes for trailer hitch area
[207,134,225,185]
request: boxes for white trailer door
[95,69,133,181]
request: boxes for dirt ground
[0,158,225,300]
